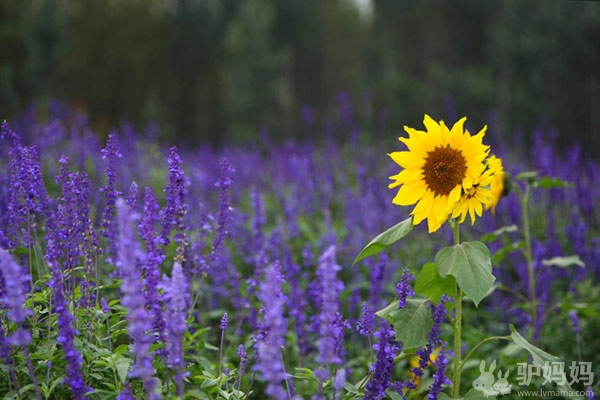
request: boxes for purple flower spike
[100,133,122,254]
[48,261,92,399]
[569,310,581,333]
[428,343,451,400]
[357,302,375,337]
[407,295,452,394]
[0,248,32,339]
[255,261,288,399]
[395,268,415,309]
[364,320,402,400]
[115,198,160,400]
[237,344,249,377]
[126,182,139,210]
[161,261,189,397]
[7,144,50,248]
[212,158,235,259]
[1,120,21,145]
[220,313,229,331]
[160,146,188,249]
[140,187,166,343]
[315,245,345,366]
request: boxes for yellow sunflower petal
[392,182,427,206]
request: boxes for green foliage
[376,298,433,349]
[353,216,413,265]
[415,263,455,307]
[435,242,495,307]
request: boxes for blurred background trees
[1,0,599,155]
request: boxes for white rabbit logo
[493,370,512,395]
[472,360,499,397]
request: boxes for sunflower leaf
[542,255,585,268]
[480,225,519,243]
[510,325,575,393]
[353,216,413,265]
[435,241,495,306]
[376,298,432,349]
[535,176,572,189]
[515,171,539,182]
[415,262,455,308]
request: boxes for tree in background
[0,0,599,155]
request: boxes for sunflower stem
[521,184,537,334]
[515,183,537,335]
[451,220,463,399]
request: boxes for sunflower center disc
[423,146,467,196]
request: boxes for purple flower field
[1,100,599,399]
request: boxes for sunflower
[451,159,495,225]
[483,155,504,214]
[388,114,489,232]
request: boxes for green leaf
[386,390,404,400]
[435,242,495,306]
[480,225,518,243]
[535,176,572,189]
[542,255,585,268]
[464,388,496,399]
[115,357,132,383]
[353,216,413,264]
[293,367,319,383]
[415,262,455,306]
[376,298,432,349]
[515,171,539,182]
[510,325,560,365]
[510,325,572,391]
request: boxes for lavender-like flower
[408,295,451,389]
[99,133,122,254]
[161,261,189,397]
[0,248,32,342]
[160,147,188,255]
[315,245,345,367]
[396,268,415,309]
[255,260,288,399]
[53,156,95,305]
[115,198,160,400]
[237,344,249,379]
[0,247,43,400]
[428,343,451,400]
[220,313,229,331]
[569,310,581,333]
[212,158,234,259]
[48,261,92,399]
[126,181,139,210]
[368,254,387,310]
[283,248,310,361]
[218,312,229,376]
[100,298,110,315]
[6,144,50,248]
[1,120,20,145]
[116,384,135,400]
[428,295,451,346]
[139,187,166,343]
[235,344,250,393]
[364,320,402,400]
[357,302,375,337]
